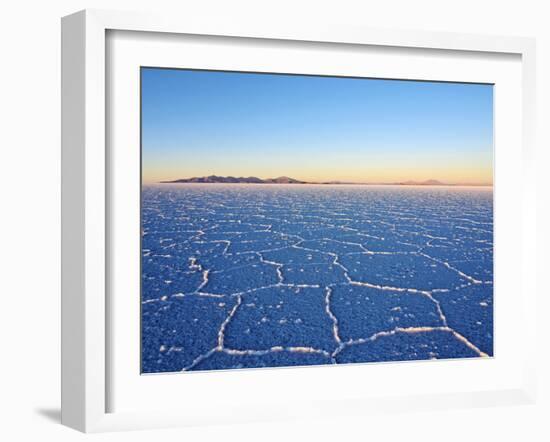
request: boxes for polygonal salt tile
[432,284,493,355]
[361,237,419,253]
[205,263,280,294]
[339,253,467,291]
[299,239,365,255]
[421,245,492,263]
[262,246,333,265]
[192,252,262,274]
[228,239,293,254]
[141,295,237,373]
[223,286,336,352]
[335,329,480,364]
[281,263,348,286]
[330,284,444,341]
[141,267,205,300]
[448,259,493,283]
[189,349,331,371]
[210,222,259,233]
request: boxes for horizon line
[151,183,495,186]
[147,174,493,187]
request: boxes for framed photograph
[61,9,538,432]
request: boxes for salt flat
[141,184,493,373]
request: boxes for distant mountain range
[161,175,306,184]
[160,176,488,186]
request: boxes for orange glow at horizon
[142,162,493,186]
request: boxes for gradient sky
[141,68,493,184]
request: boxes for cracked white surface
[141,184,493,373]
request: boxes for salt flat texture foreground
[141,184,493,373]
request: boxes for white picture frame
[61,9,537,433]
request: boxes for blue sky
[141,67,493,184]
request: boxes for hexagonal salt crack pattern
[223,286,336,353]
[330,284,445,341]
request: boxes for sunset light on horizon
[141,68,493,185]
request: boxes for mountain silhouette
[161,175,307,184]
